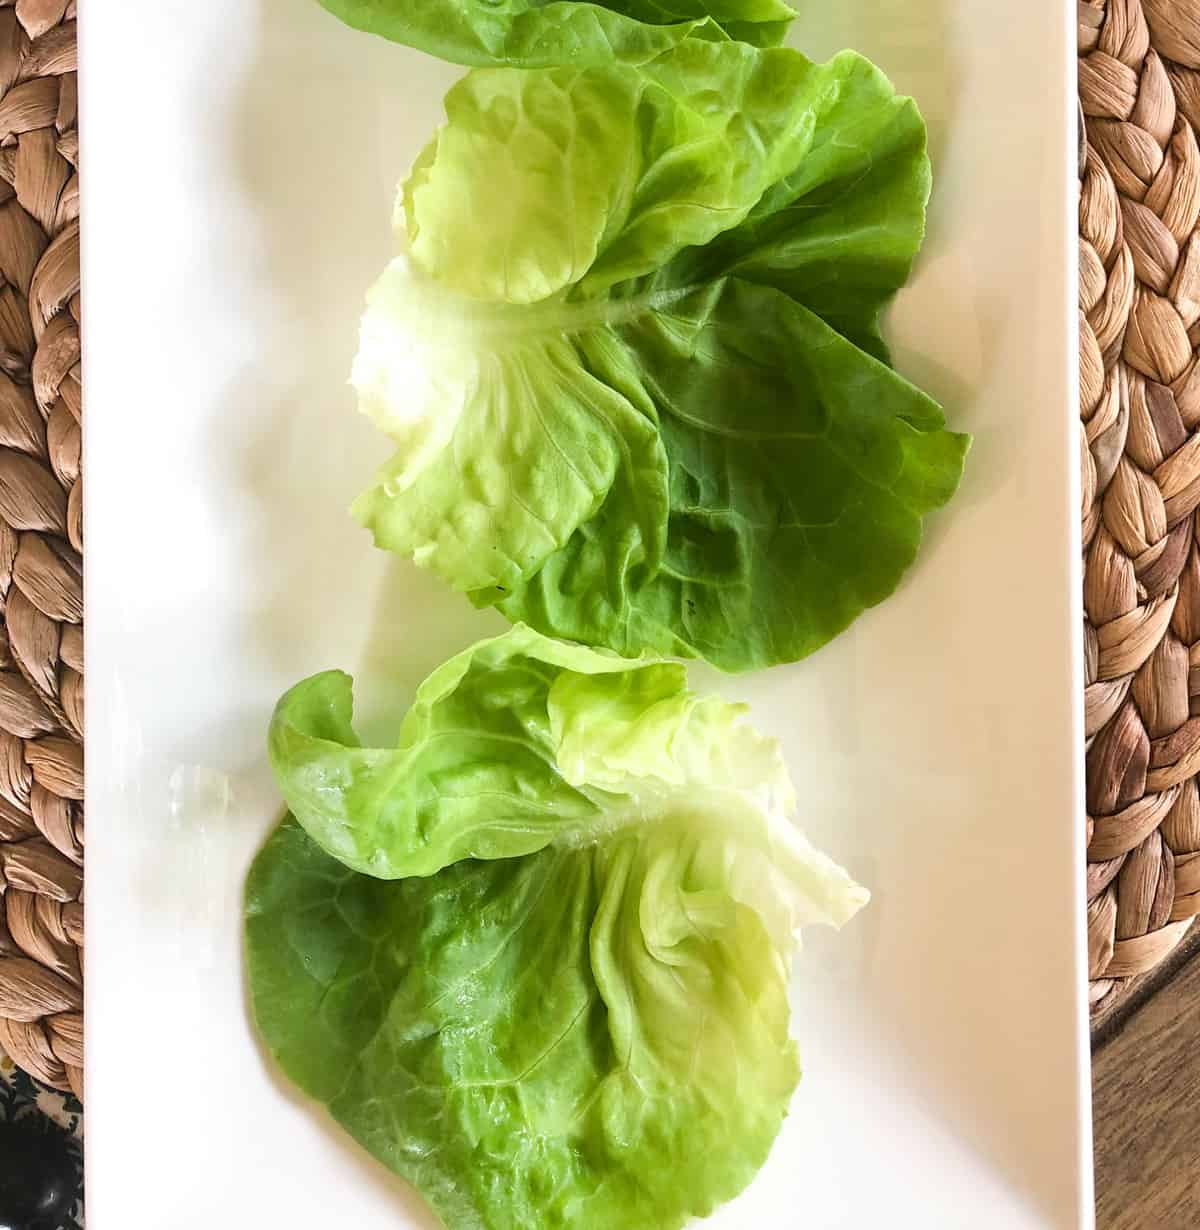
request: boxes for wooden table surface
[1093,941,1200,1230]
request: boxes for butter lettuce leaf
[268,624,830,880]
[249,627,866,1230]
[316,0,791,68]
[351,43,968,671]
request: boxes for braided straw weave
[0,0,81,1096]
[1081,0,1200,1013]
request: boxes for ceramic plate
[81,1,1091,1226]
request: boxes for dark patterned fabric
[0,1048,83,1228]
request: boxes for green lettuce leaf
[249,628,866,1230]
[268,624,825,879]
[315,0,791,69]
[351,43,968,671]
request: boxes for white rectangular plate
[81,1,1090,1226]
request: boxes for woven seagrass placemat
[2,0,1199,1097]
[1080,0,1200,1027]
[0,0,82,1098]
